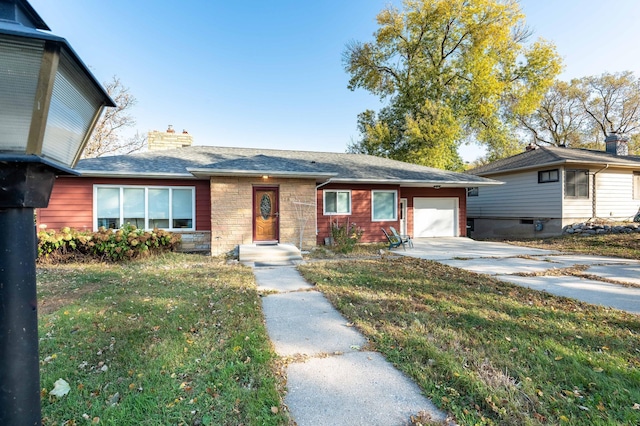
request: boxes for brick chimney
[148,125,193,151]
[605,132,629,156]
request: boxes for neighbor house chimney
[605,132,629,156]
[148,125,193,151]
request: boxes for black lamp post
[0,1,114,424]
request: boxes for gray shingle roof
[468,145,640,176]
[77,145,498,187]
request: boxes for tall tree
[579,71,640,139]
[519,71,640,154]
[344,0,562,169]
[81,76,146,159]
[518,79,586,147]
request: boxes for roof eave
[474,158,640,177]
[77,170,199,179]
[328,178,503,187]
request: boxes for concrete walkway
[253,266,449,426]
[398,237,640,315]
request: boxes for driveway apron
[253,266,449,426]
[398,237,640,315]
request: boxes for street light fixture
[0,0,114,424]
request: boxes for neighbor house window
[95,185,195,231]
[323,190,351,214]
[634,172,640,200]
[538,169,559,183]
[467,187,479,196]
[565,170,589,198]
[371,190,397,221]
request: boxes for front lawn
[37,253,289,426]
[502,233,640,260]
[298,257,640,425]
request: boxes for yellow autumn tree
[344,0,562,169]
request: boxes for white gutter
[77,171,196,179]
[325,178,502,187]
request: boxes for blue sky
[27,0,640,162]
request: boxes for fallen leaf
[270,406,279,414]
[50,379,71,398]
[632,403,640,410]
[593,367,604,373]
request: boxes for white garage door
[413,198,458,237]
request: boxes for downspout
[315,179,333,237]
[591,164,609,220]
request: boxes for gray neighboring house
[466,134,640,238]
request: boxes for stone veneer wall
[177,231,211,252]
[209,177,317,255]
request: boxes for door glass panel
[260,193,271,220]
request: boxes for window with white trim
[324,190,351,215]
[634,172,640,200]
[371,190,397,221]
[94,185,195,231]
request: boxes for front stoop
[239,243,303,265]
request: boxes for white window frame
[371,190,398,222]
[323,189,352,215]
[93,185,196,231]
[634,172,640,200]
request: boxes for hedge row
[37,225,181,262]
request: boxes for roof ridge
[538,145,564,161]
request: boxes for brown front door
[253,187,279,242]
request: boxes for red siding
[316,184,467,244]
[37,177,211,231]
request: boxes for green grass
[38,253,289,426]
[298,257,640,425]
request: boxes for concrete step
[239,243,303,265]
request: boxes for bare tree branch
[81,76,146,159]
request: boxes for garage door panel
[413,198,457,237]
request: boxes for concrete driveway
[397,238,640,315]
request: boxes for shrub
[329,218,364,253]
[37,224,181,263]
